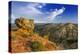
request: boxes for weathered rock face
[15,17,34,30]
[15,17,34,36]
[10,17,61,53]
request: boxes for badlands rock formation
[9,17,61,53]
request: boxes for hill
[9,18,61,53]
[34,23,78,49]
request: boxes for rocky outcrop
[10,17,61,53]
[15,17,34,30]
[15,17,34,36]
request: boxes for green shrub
[30,41,44,51]
[11,35,16,40]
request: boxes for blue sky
[9,1,78,23]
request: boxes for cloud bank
[11,3,65,23]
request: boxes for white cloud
[12,2,65,23]
[34,20,46,23]
[11,3,46,23]
[38,5,43,8]
[48,7,65,20]
[11,14,15,18]
[37,3,46,8]
[11,14,16,23]
[18,3,45,17]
